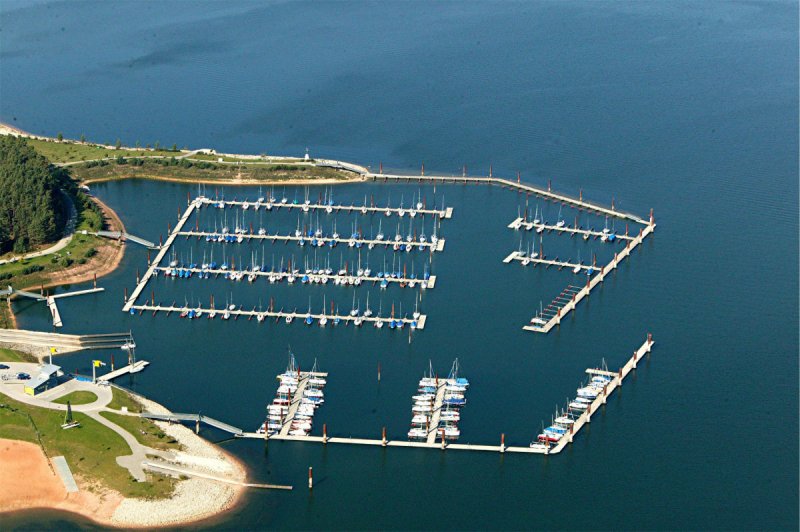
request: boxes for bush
[22,264,44,275]
[84,247,97,258]
[0,272,12,281]
[59,257,73,268]
[77,258,87,265]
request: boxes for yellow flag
[50,347,57,354]
[93,360,102,367]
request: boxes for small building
[24,364,61,396]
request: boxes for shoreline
[5,196,127,330]
[81,172,365,187]
[0,394,249,528]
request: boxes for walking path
[0,192,76,266]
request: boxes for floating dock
[175,230,446,252]
[122,200,198,313]
[198,197,454,220]
[97,360,150,382]
[230,335,656,455]
[503,251,594,271]
[371,173,649,225]
[154,266,436,290]
[521,224,655,333]
[277,371,329,436]
[127,303,427,330]
[507,217,635,241]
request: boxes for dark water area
[1,1,797,530]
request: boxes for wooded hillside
[0,136,68,253]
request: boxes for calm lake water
[1,1,797,530]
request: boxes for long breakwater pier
[370,173,649,225]
[188,335,655,455]
[197,197,454,220]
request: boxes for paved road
[0,362,169,482]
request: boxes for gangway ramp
[141,412,244,436]
[95,231,157,248]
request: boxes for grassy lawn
[189,153,305,163]
[0,231,107,288]
[100,411,182,451]
[0,347,37,363]
[71,158,356,183]
[27,138,182,163]
[0,394,175,499]
[107,386,143,413]
[0,189,115,290]
[53,390,99,406]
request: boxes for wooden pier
[507,217,634,241]
[235,336,656,455]
[176,230,446,252]
[127,303,427,330]
[198,197,453,220]
[154,266,436,290]
[521,223,655,333]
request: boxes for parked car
[17,372,31,380]
[0,364,9,370]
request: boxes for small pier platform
[177,230,446,253]
[154,266,436,290]
[503,251,593,271]
[198,197,453,220]
[97,360,149,382]
[507,217,634,241]
[128,303,427,330]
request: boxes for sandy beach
[0,394,248,528]
[0,439,122,522]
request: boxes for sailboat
[61,401,81,429]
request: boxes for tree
[115,138,122,150]
[0,136,67,253]
[154,141,160,151]
[57,132,63,141]
[135,140,141,149]
[80,134,86,143]
[171,143,177,152]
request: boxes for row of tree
[0,136,69,253]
